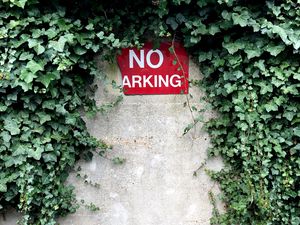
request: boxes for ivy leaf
[49,36,67,52]
[293,73,300,81]
[45,28,58,39]
[233,70,243,79]
[0,131,11,143]
[12,0,27,8]
[42,100,56,109]
[176,13,186,24]
[20,60,44,83]
[272,25,290,45]
[198,52,212,62]
[231,11,250,27]
[36,71,60,88]
[0,183,7,192]
[96,31,104,39]
[27,146,43,160]
[13,79,33,91]
[166,17,178,30]
[19,52,34,61]
[265,43,285,56]
[258,82,273,94]
[245,48,262,59]
[64,33,75,43]
[74,46,87,55]
[265,103,278,112]
[12,144,27,156]
[34,44,45,55]
[293,40,300,50]
[293,127,300,137]
[239,122,248,131]
[4,118,20,135]
[224,83,237,94]
[36,112,51,124]
[183,123,194,135]
[28,38,39,48]
[254,60,266,72]
[208,24,220,35]
[65,114,77,125]
[224,71,243,80]
[20,69,37,84]
[223,41,244,54]
[56,104,67,114]
[85,23,94,31]
[0,103,8,112]
[271,77,284,87]
[4,155,26,167]
[283,111,295,121]
[43,153,57,162]
[26,60,44,74]
[291,144,300,155]
[112,157,126,165]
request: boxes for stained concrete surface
[0,59,224,225]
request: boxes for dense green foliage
[0,0,299,224]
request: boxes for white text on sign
[124,49,181,88]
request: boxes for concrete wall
[0,59,224,225]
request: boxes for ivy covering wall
[0,0,299,224]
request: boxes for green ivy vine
[0,0,299,224]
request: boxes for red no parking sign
[117,42,189,95]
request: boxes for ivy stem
[171,34,196,125]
